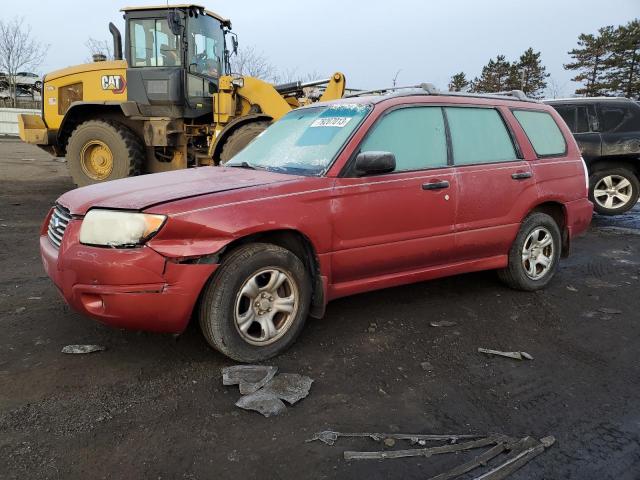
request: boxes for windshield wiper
[227,161,257,170]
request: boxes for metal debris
[306,430,482,446]
[259,373,313,405]
[222,365,278,395]
[430,321,457,328]
[343,435,505,461]
[598,307,623,315]
[472,436,556,479]
[429,442,511,480]
[235,390,286,417]
[61,345,106,354]
[478,348,533,361]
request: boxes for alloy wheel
[521,227,555,280]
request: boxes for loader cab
[122,4,230,119]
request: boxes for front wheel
[199,243,311,362]
[498,213,561,291]
[590,168,639,216]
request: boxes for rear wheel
[589,168,639,215]
[199,243,311,362]
[66,120,144,187]
[498,213,561,291]
[218,121,271,164]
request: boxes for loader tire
[218,121,271,164]
[66,120,144,187]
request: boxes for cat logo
[101,75,126,94]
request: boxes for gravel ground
[1,137,639,479]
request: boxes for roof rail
[345,83,537,103]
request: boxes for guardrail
[0,108,40,136]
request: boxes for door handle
[422,180,450,190]
[511,172,533,180]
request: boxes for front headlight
[79,209,166,247]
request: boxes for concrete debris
[61,345,106,354]
[478,348,533,361]
[235,390,287,417]
[222,365,278,395]
[429,321,458,328]
[306,431,481,446]
[259,373,313,405]
[15,307,26,314]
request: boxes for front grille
[47,205,71,248]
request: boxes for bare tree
[0,17,47,106]
[85,38,113,62]
[545,76,567,99]
[230,45,276,80]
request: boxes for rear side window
[512,110,567,157]
[445,107,517,165]
[358,106,448,171]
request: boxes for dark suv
[545,98,640,215]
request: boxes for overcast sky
[5,0,638,97]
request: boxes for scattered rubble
[478,348,533,361]
[223,366,313,417]
[306,430,480,446]
[61,345,106,354]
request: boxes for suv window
[513,110,567,157]
[358,107,448,171]
[553,105,591,133]
[445,107,517,165]
[599,103,640,133]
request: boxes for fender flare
[211,113,273,163]
[57,101,134,145]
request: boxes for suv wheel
[498,213,561,291]
[590,168,639,215]
[199,243,311,362]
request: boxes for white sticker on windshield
[310,117,352,128]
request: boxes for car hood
[58,167,296,215]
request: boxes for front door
[330,106,457,285]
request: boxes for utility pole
[392,69,402,87]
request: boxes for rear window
[445,107,517,165]
[513,110,567,157]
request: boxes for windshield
[188,14,225,79]
[227,104,372,175]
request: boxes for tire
[218,121,270,164]
[589,168,639,216]
[498,212,562,291]
[199,243,311,362]
[66,120,144,187]
[34,81,42,91]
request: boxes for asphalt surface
[1,137,639,479]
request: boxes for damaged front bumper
[40,211,218,333]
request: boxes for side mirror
[232,36,239,56]
[354,151,396,176]
[167,11,183,36]
[208,81,218,94]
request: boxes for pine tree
[605,20,640,98]
[448,72,470,92]
[512,48,549,99]
[470,55,515,93]
[565,26,615,96]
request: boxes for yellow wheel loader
[18,4,346,186]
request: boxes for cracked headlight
[79,209,166,247]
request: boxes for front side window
[513,110,567,157]
[188,14,225,79]
[446,107,517,165]
[227,104,372,175]
[357,107,448,172]
[130,19,181,67]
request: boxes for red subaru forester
[41,88,593,361]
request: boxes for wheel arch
[214,228,326,318]
[211,114,273,163]
[527,201,570,257]
[57,102,142,152]
[587,157,640,177]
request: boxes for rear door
[447,106,534,261]
[330,105,457,285]
[553,103,601,161]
